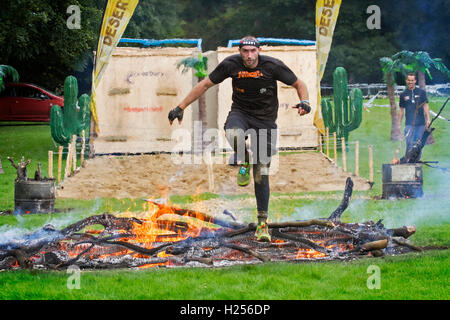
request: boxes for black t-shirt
[208,54,297,122]
[399,87,428,126]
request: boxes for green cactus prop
[321,67,363,144]
[50,76,90,146]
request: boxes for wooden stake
[205,151,215,193]
[48,151,53,179]
[333,132,337,164]
[355,140,359,176]
[326,127,329,158]
[58,146,63,182]
[342,137,347,172]
[81,130,85,166]
[64,142,72,179]
[369,145,374,183]
[319,134,323,153]
[72,135,77,172]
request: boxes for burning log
[0,178,424,270]
[361,239,388,251]
[389,226,416,239]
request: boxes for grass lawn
[0,97,449,300]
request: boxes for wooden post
[369,145,374,183]
[205,151,215,193]
[342,137,347,172]
[58,146,63,182]
[64,142,72,179]
[326,127,330,158]
[81,130,85,166]
[48,151,53,179]
[333,132,337,164]
[355,140,359,176]
[72,135,77,172]
[319,134,323,153]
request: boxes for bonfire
[0,178,420,270]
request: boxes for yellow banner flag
[314,0,342,135]
[90,0,139,134]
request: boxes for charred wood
[271,229,330,254]
[391,237,423,252]
[328,177,353,222]
[388,226,416,239]
[221,243,270,263]
[7,156,31,181]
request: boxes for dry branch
[271,229,330,254]
[328,177,353,222]
[222,243,270,263]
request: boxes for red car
[0,83,64,122]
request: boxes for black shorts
[224,109,278,162]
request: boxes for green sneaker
[255,222,271,242]
[237,162,250,187]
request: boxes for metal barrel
[14,180,55,214]
[382,164,423,199]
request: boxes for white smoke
[0,198,104,248]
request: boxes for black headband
[239,38,260,48]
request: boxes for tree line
[0,0,448,93]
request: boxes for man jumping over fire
[168,36,311,242]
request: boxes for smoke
[288,196,334,222]
[0,198,104,249]
[285,164,450,229]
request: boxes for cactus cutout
[321,67,363,144]
[50,76,90,146]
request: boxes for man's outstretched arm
[168,77,216,125]
[179,77,216,110]
[290,79,310,116]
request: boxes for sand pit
[56,152,371,200]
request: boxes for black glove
[296,100,311,113]
[168,106,184,124]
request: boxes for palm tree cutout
[177,53,208,151]
[0,64,19,93]
[392,51,450,89]
[379,57,405,141]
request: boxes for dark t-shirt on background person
[399,87,428,126]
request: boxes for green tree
[124,0,183,39]
[0,0,102,91]
[0,65,19,92]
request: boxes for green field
[0,98,449,300]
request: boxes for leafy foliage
[0,0,448,90]
[0,65,19,92]
[0,0,103,92]
[392,50,450,80]
[177,53,208,79]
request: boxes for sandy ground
[56,152,371,200]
